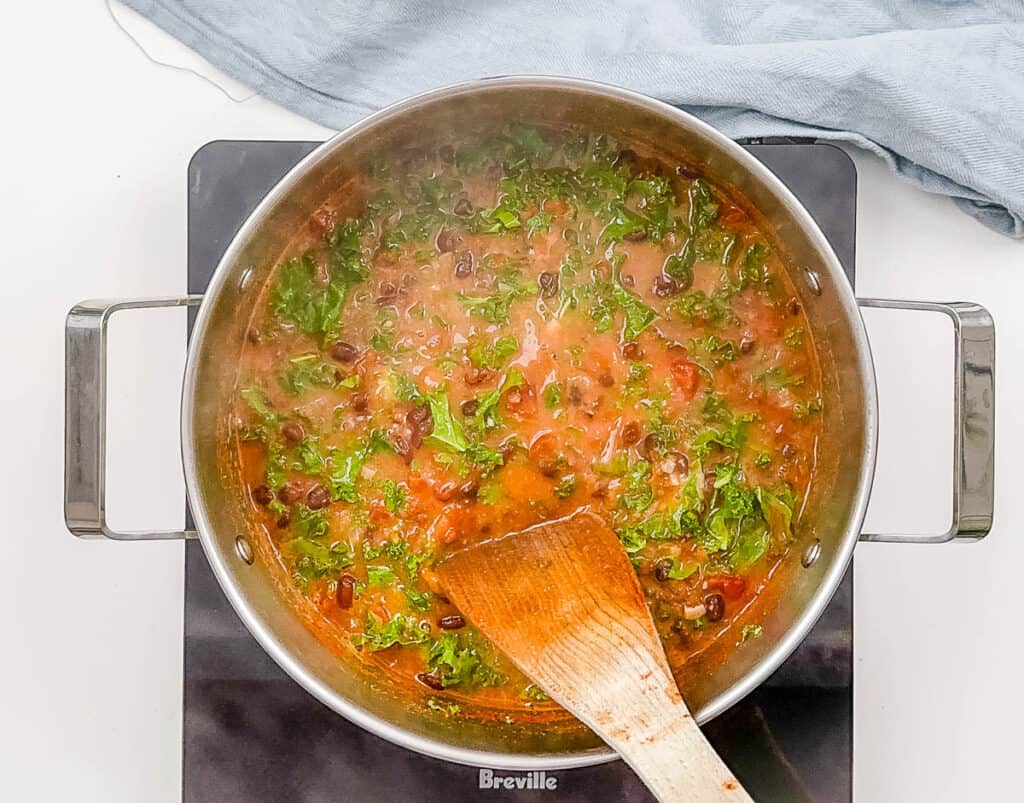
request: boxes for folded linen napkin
[123,0,1024,237]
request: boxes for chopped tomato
[503,381,537,418]
[706,574,747,600]
[670,359,702,401]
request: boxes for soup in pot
[233,127,822,718]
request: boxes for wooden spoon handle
[584,650,750,802]
[530,601,752,803]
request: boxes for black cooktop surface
[185,140,856,803]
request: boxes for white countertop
[3,3,1021,801]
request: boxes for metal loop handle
[857,299,995,543]
[64,296,203,540]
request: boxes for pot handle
[65,297,203,540]
[856,299,994,543]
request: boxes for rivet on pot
[235,535,254,565]
[801,539,821,568]
[804,268,822,296]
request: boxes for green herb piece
[263,440,287,490]
[601,206,647,244]
[623,363,652,399]
[351,612,430,651]
[424,386,470,452]
[793,397,823,420]
[701,393,732,424]
[404,587,433,612]
[405,550,431,578]
[693,419,749,457]
[553,474,578,499]
[241,387,278,424]
[469,369,525,436]
[287,537,352,582]
[477,481,501,505]
[295,436,327,475]
[426,698,461,717]
[694,227,737,264]
[664,557,699,581]
[362,539,408,561]
[392,371,424,403]
[740,624,764,643]
[784,327,805,348]
[522,684,550,702]
[467,334,520,371]
[457,268,536,325]
[279,353,340,395]
[663,252,694,288]
[688,179,720,231]
[427,632,507,689]
[689,335,739,368]
[525,211,554,237]
[293,505,330,540]
[366,565,395,586]
[618,460,654,512]
[754,451,773,468]
[612,281,657,340]
[381,479,407,514]
[329,430,393,503]
[756,365,803,391]
[542,382,562,409]
[669,289,738,326]
[738,243,769,289]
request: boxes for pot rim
[181,74,878,770]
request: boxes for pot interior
[184,78,874,768]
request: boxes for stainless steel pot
[64,76,995,769]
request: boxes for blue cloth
[124,0,1024,237]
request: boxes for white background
[1,3,1021,801]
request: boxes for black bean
[614,148,640,173]
[465,366,492,386]
[246,328,261,344]
[278,481,305,505]
[252,485,274,506]
[375,281,399,305]
[623,228,648,243]
[788,298,802,316]
[416,671,445,690]
[621,421,642,446]
[407,405,433,447]
[538,271,559,299]
[436,228,462,253]
[639,432,660,460]
[538,459,561,478]
[620,273,635,288]
[460,398,479,417]
[591,479,610,499]
[782,443,797,459]
[622,341,645,360]
[281,421,304,443]
[439,614,466,630]
[453,197,474,217]
[567,384,583,405]
[337,574,356,609]
[453,251,475,278]
[654,558,673,582]
[705,593,725,622]
[434,481,459,502]
[351,393,369,413]
[652,274,679,298]
[460,479,479,499]
[306,484,330,510]
[330,341,359,363]
[598,372,615,388]
[392,434,413,463]
[275,512,291,529]
[739,337,755,354]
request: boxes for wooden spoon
[435,509,752,803]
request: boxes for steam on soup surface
[234,128,822,717]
